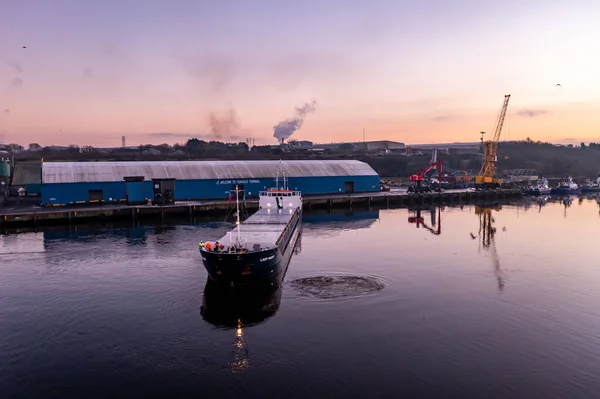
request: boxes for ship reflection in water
[200,231,301,372]
[200,278,282,373]
[200,278,284,329]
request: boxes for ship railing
[226,232,247,247]
[275,207,301,247]
[259,190,302,196]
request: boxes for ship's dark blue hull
[525,188,551,196]
[201,247,282,285]
[200,210,301,286]
[581,186,600,193]
[551,187,579,195]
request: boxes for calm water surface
[2,197,600,398]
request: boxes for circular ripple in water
[288,275,385,300]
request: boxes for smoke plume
[6,60,23,73]
[9,77,24,89]
[207,108,239,140]
[273,100,317,143]
[83,66,94,78]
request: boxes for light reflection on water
[1,198,600,398]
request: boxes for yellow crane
[475,94,511,189]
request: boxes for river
[1,195,600,398]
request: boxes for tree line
[6,138,600,179]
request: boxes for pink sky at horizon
[2,1,599,147]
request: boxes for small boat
[551,175,579,195]
[525,178,551,196]
[580,176,600,193]
[199,163,302,287]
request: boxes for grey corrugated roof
[41,160,378,184]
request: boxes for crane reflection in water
[407,206,442,236]
[474,205,505,292]
[200,230,301,373]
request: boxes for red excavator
[407,161,443,193]
[407,149,443,193]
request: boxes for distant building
[313,140,405,151]
[294,140,314,148]
[407,142,481,154]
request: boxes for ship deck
[215,208,297,248]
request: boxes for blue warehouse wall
[42,182,127,205]
[171,178,275,200]
[41,174,380,205]
[288,175,379,194]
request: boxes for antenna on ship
[275,162,279,190]
[276,159,287,190]
[282,161,287,190]
[235,185,242,245]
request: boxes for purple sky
[1,0,599,147]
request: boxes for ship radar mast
[275,160,288,191]
[235,184,242,246]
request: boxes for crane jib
[477,94,511,185]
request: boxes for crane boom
[475,94,510,188]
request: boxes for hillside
[8,139,600,180]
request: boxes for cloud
[9,77,24,88]
[517,109,547,117]
[179,51,353,94]
[6,60,23,73]
[431,115,454,122]
[181,53,236,93]
[83,66,93,78]
[267,53,348,91]
[148,132,203,139]
[146,132,244,142]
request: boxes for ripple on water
[288,275,385,300]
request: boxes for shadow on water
[302,209,379,226]
[200,277,283,329]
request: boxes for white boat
[551,176,579,195]
[525,178,551,196]
[581,176,600,193]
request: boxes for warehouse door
[344,181,354,193]
[88,190,103,202]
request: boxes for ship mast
[275,160,280,190]
[275,159,287,190]
[235,185,241,244]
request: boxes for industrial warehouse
[39,160,380,206]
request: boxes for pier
[0,188,522,229]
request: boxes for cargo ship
[199,165,302,286]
